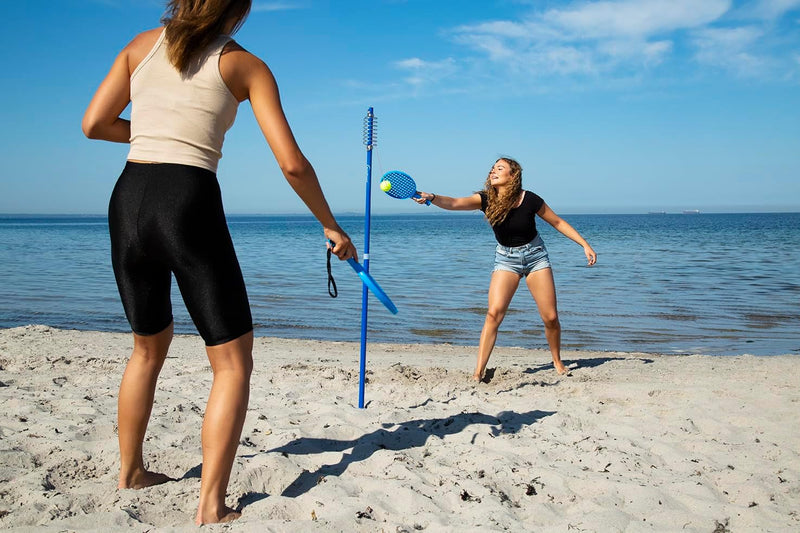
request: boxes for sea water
[1,212,798,356]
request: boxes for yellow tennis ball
[380,180,392,192]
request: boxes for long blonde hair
[482,157,523,226]
[162,0,251,74]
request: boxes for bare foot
[472,371,484,383]
[553,361,569,375]
[118,470,173,489]
[195,506,241,525]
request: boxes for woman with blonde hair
[414,157,596,381]
[83,0,356,523]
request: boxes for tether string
[327,247,338,298]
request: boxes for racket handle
[412,192,431,206]
[328,240,363,267]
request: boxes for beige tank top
[128,30,238,173]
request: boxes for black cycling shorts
[108,161,252,346]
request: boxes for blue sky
[1,0,798,214]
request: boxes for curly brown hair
[162,0,251,74]
[482,157,523,226]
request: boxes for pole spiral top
[363,109,377,149]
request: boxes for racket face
[380,171,418,200]
[347,258,399,314]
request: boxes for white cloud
[540,0,731,39]
[694,26,763,50]
[251,2,305,12]
[456,20,534,40]
[692,26,769,76]
[388,0,798,95]
[643,40,674,64]
[745,0,800,20]
[393,57,457,87]
[447,0,733,79]
[539,45,597,74]
[596,38,673,65]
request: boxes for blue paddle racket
[345,257,398,314]
[379,170,430,205]
[327,242,398,314]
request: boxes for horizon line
[2,209,800,217]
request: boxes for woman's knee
[132,327,173,363]
[206,331,254,376]
[485,307,507,327]
[541,314,560,330]
[208,352,253,379]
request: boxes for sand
[0,324,798,532]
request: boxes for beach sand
[0,325,798,532]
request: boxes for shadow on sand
[269,409,555,498]
[523,356,654,376]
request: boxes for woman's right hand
[583,245,597,266]
[324,227,357,262]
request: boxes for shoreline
[1,323,795,359]
[1,325,798,531]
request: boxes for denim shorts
[493,235,551,276]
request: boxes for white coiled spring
[362,111,377,148]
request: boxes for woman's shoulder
[524,190,545,207]
[126,27,163,53]
[220,40,266,72]
[476,190,487,211]
[221,38,260,58]
[123,27,164,72]
[219,40,273,102]
[116,27,163,75]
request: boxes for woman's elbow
[279,156,312,179]
[81,116,102,139]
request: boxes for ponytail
[161,0,251,74]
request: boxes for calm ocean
[1,212,798,356]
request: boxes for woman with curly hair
[414,157,596,381]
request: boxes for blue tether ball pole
[359,107,376,409]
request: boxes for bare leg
[475,270,521,381]
[195,331,253,525]
[118,323,175,489]
[525,268,566,374]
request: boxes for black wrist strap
[327,247,338,298]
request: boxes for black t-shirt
[479,190,545,246]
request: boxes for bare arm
[82,29,161,142]
[537,202,597,266]
[414,191,482,211]
[222,46,355,260]
[82,48,132,142]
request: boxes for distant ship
[682,209,701,214]
[647,211,667,214]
